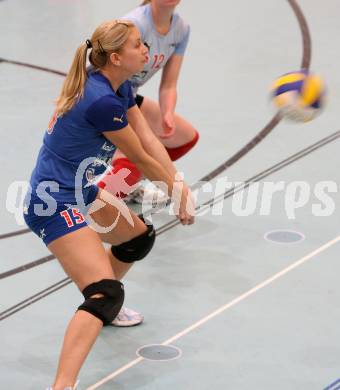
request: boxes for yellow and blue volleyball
[270,70,326,122]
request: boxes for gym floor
[1,1,340,389]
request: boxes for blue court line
[324,378,340,390]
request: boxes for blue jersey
[122,4,190,95]
[29,70,136,205]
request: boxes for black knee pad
[78,279,124,326]
[111,223,155,263]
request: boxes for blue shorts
[24,186,99,246]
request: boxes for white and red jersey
[122,3,190,95]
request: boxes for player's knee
[166,130,199,161]
[78,279,124,326]
[111,222,156,263]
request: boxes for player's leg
[88,188,151,280]
[86,189,155,327]
[47,226,118,390]
[139,96,199,150]
[42,191,150,388]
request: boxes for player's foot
[125,180,168,205]
[46,380,79,390]
[111,307,144,327]
[46,388,74,390]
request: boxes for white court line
[87,234,340,390]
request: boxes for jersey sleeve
[85,95,128,132]
[174,25,190,56]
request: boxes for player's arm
[127,104,177,179]
[103,125,194,225]
[85,95,176,185]
[158,54,184,137]
[103,125,174,194]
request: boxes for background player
[105,0,199,203]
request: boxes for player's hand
[159,112,176,139]
[173,182,195,225]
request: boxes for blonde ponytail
[55,43,88,116]
[55,20,134,116]
[140,0,151,5]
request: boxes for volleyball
[270,70,326,122]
